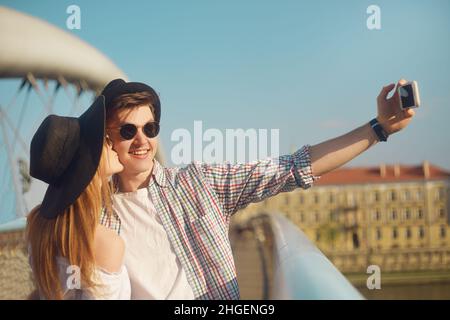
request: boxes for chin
[130,164,152,174]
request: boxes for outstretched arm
[309,79,416,176]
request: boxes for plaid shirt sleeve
[199,144,321,218]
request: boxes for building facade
[234,161,450,273]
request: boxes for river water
[357,282,450,300]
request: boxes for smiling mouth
[129,148,150,157]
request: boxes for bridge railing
[266,213,364,300]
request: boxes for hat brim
[39,96,106,219]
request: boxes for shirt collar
[113,159,169,193]
[149,159,169,188]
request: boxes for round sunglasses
[108,122,160,140]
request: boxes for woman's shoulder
[94,225,125,273]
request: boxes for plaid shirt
[100,144,320,300]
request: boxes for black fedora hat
[100,79,161,123]
[30,96,106,219]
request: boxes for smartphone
[398,81,420,110]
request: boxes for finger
[403,108,415,118]
[377,83,395,101]
[398,78,408,86]
[393,78,409,96]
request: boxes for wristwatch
[369,118,389,142]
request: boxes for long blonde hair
[26,144,113,300]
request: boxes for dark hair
[106,92,157,122]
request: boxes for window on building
[374,191,380,202]
[329,193,335,204]
[418,208,424,219]
[390,209,398,221]
[347,193,355,206]
[440,188,446,200]
[314,194,319,204]
[376,228,382,240]
[392,227,398,239]
[299,194,304,204]
[406,228,412,239]
[330,210,337,222]
[440,226,446,239]
[405,208,411,220]
[419,226,425,239]
[436,188,445,201]
[352,232,360,249]
[314,211,320,223]
[439,208,446,219]
[373,210,381,221]
[285,196,289,206]
[404,190,411,201]
[316,231,321,242]
[388,191,397,201]
[416,190,423,200]
[300,212,305,223]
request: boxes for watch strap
[370,118,388,142]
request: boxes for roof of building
[315,161,450,186]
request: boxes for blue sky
[1,0,449,221]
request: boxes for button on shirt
[101,145,321,300]
[113,187,195,299]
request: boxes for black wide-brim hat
[30,96,106,219]
[100,79,161,123]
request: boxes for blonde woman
[26,96,129,299]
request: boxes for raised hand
[376,79,416,135]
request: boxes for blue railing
[267,213,364,300]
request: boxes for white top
[55,257,131,300]
[28,252,131,300]
[113,187,195,300]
